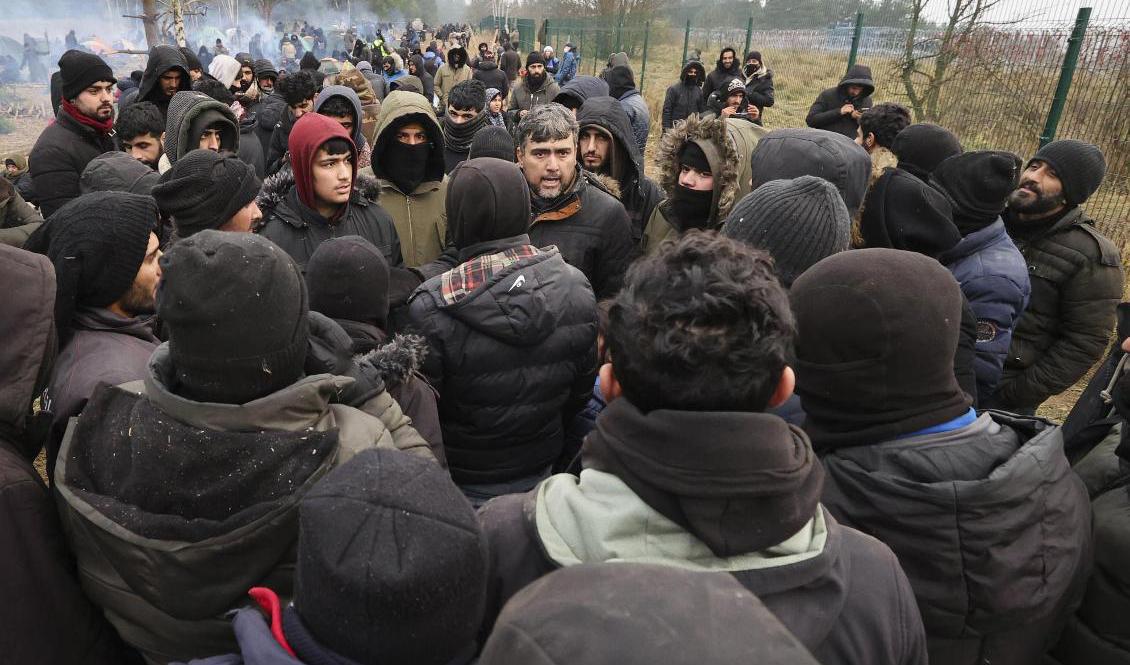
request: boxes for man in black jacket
[742,50,774,126]
[29,50,117,217]
[122,45,192,118]
[517,103,636,299]
[477,232,928,665]
[472,49,509,100]
[805,64,874,139]
[702,47,741,101]
[577,96,662,246]
[992,139,1123,412]
[266,70,319,175]
[793,247,1090,665]
[662,60,705,130]
[406,158,596,505]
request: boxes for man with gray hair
[519,103,636,299]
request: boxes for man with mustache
[29,50,118,217]
[510,52,560,119]
[988,140,1122,413]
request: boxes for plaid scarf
[441,245,539,305]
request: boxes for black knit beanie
[468,125,516,162]
[58,49,115,100]
[300,51,320,70]
[722,176,851,287]
[791,248,971,451]
[480,563,820,665]
[35,192,155,342]
[253,58,278,80]
[931,150,1020,234]
[152,149,261,238]
[526,51,546,67]
[1030,139,1106,206]
[305,236,391,329]
[157,231,308,404]
[891,123,962,180]
[296,448,488,665]
[861,167,960,257]
[678,141,711,173]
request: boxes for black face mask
[668,184,715,230]
[744,63,756,75]
[384,139,431,194]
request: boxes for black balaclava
[383,117,432,194]
[669,142,714,230]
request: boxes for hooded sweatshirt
[473,56,510,99]
[407,158,598,484]
[663,60,706,130]
[161,90,240,172]
[577,96,663,245]
[314,85,372,170]
[129,45,192,117]
[603,66,649,153]
[435,47,473,109]
[703,47,742,100]
[805,64,875,139]
[408,54,434,101]
[359,91,448,267]
[748,127,871,216]
[553,75,609,110]
[642,114,764,253]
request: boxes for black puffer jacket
[821,411,1091,665]
[255,92,287,157]
[256,165,404,270]
[662,61,706,130]
[992,206,1123,411]
[577,96,662,246]
[528,169,637,300]
[406,237,597,484]
[473,59,509,99]
[28,110,116,217]
[703,50,741,101]
[805,65,874,139]
[743,56,775,125]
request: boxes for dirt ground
[0,84,52,156]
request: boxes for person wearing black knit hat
[468,124,516,161]
[151,148,262,238]
[794,247,1090,665]
[929,150,1030,403]
[34,191,160,478]
[509,50,560,116]
[722,175,850,288]
[477,231,928,663]
[480,563,820,665]
[892,123,962,181]
[29,50,117,217]
[253,58,278,95]
[990,139,1122,413]
[51,229,436,663]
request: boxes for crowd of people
[0,26,1127,665]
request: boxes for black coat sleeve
[806,89,845,129]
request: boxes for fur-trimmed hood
[257,161,382,227]
[656,114,763,224]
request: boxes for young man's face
[240,66,254,83]
[678,164,714,192]
[221,199,262,232]
[258,76,275,94]
[4,164,17,176]
[291,97,315,119]
[845,84,864,97]
[115,232,162,316]
[447,106,479,125]
[312,146,353,207]
[489,97,503,114]
[122,132,164,167]
[396,122,429,145]
[579,127,611,172]
[721,51,735,68]
[746,58,761,70]
[159,70,182,98]
[408,60,417,74]
[74,81,115,121]
[1008,160,1066,216]
[518,136,577,198]
[189,68,203,81]
[726,92,743,109]
[323,112,357,136]
[527,63,545,78]
[198,126,224,152]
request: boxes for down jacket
[28,110,116,217]
[820,411,1091,665]
[54,344,430,664]
[406,238,597,485]
[939,219,1031,401]
[662,60,706,130]
[994,206,1123,411]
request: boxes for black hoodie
[126,45,192,118]
[703,47,741,101]
[663,60,706,130]
[577,96,662,245]
[805,64,875,139]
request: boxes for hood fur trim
[356,333,426,389]
[589,172,622,199]
[656,115,741,221]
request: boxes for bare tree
[898,0,1004,122]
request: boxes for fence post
[743,15,753,58]
[640,21,650,93]
[846,10,864,72]
[1040,6,1091,146]
[543,19,549,50]
[615,9,624,53]
[681,19,690,65]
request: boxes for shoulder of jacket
[1043,219,1122,269]
[1073,221,1122,268]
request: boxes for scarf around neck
[61,98,115,135]
[442,111,489,153]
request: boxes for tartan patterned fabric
[441,245,540,305]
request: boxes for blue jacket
[939,219,1031,401]
[555,50,577,84]
[618,89,651,154]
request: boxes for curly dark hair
[605,230,795,413]
[318,95,356,123]
[114,101,164,143]
[193,78,235,106]
[859,102,911,149]
[278,70,319,107]
[449,79,486,111]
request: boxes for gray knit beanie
[721,175,851,287]
[1029,139,1105,206]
